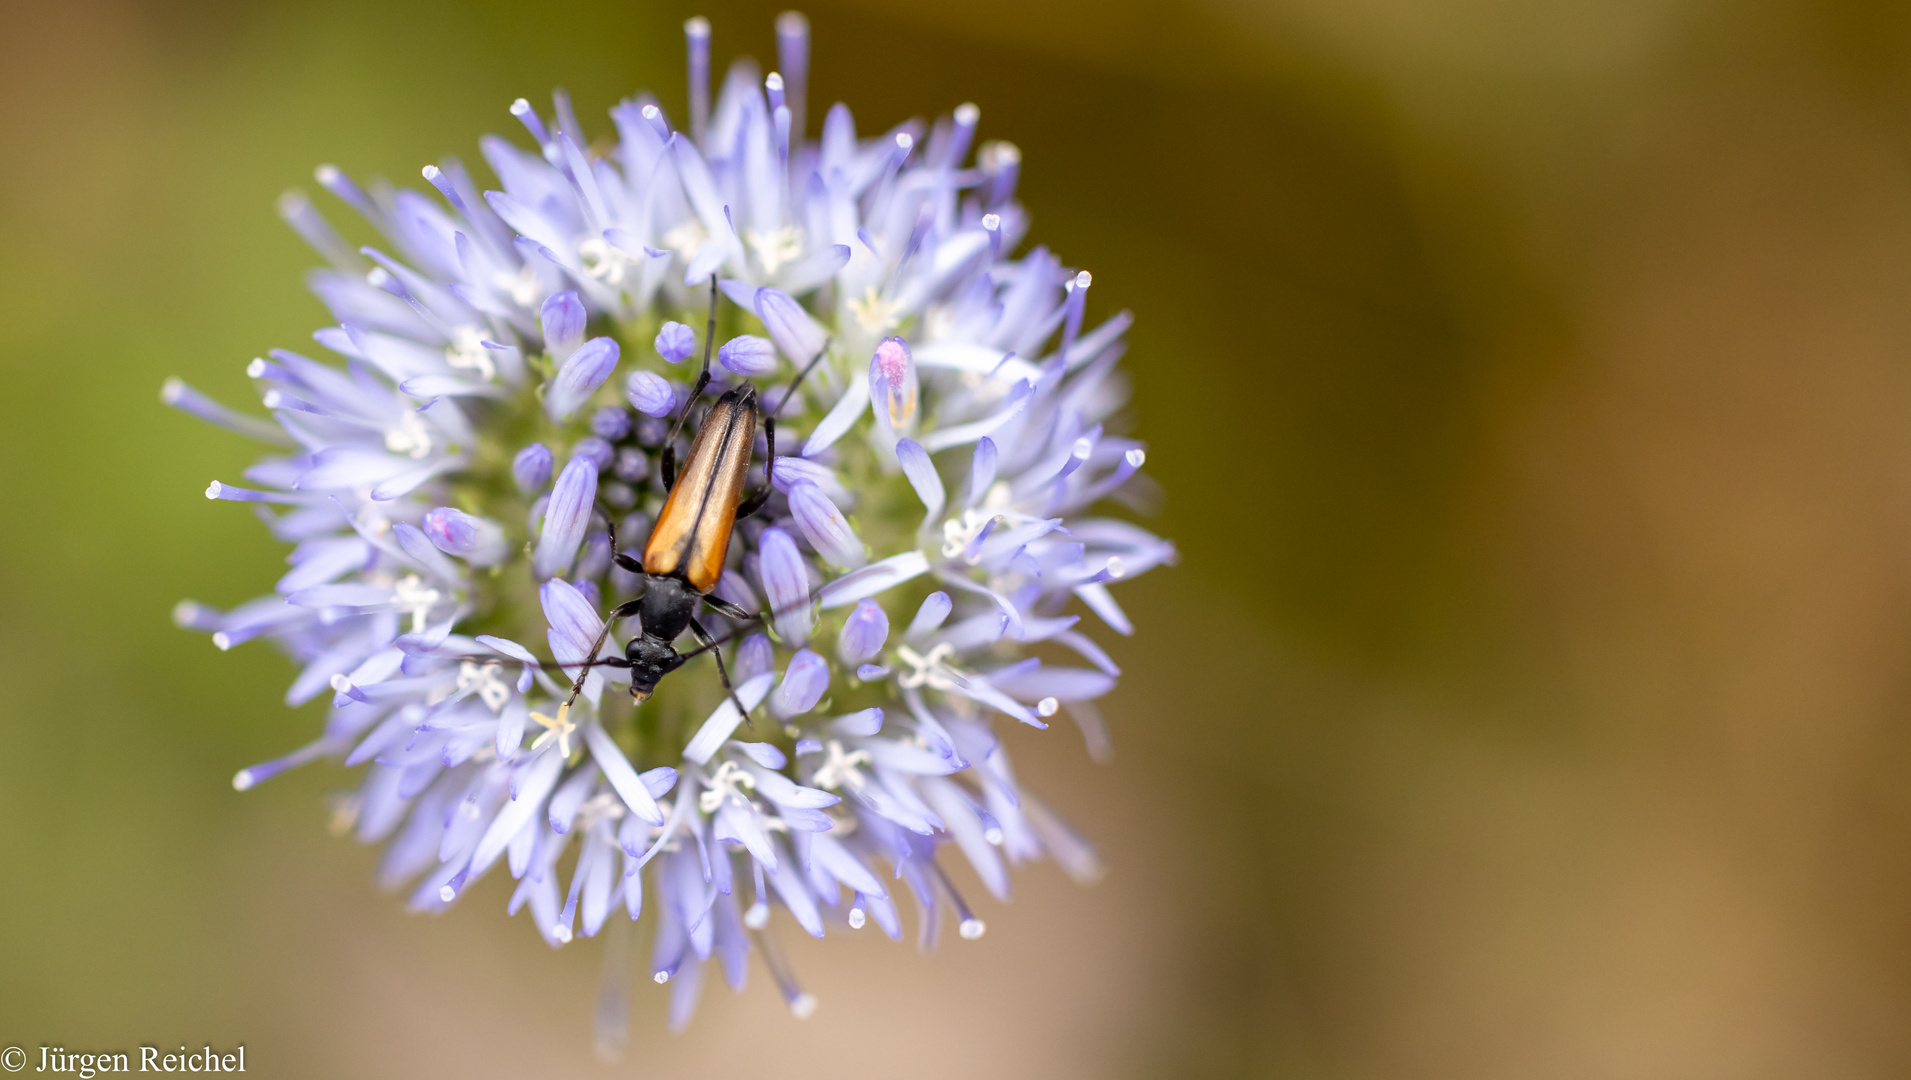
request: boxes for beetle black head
[625,635,681,703]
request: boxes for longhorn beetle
[557,280,829,717]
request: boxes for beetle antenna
[663,275,721,458]
[770,338,832,420]
[560,596,645,709]
[539,657,631,672]
[563,621,621,710]
[675,586,825,662]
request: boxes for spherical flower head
[172,13,1170,1047]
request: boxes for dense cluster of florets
[167,12,1170,1044]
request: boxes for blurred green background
[9,0,1911,1075]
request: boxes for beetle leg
[702,594,755,621]
[741,340,829,516]
[676,582,826,664]
[542,656,630,673]
[561,599,642,709]
[688,615,753,729]
[599,509,648,574]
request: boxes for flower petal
[681,672,777,765]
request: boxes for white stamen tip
[959,918,987,940]
[421,165,441,181]
[315,164,342,185]
[1037,696,1059,717]
[232,770,255,791]
[211,632,233,651]
[789,993,818,1019]
[642,104,660,119]
[685,16,710,36]
[1075,271,1092,289]
[366,267,393,288]
[330,674,353,694]
[847,908,866,929]
[246,358,267,378]
[985,827,1005,845]
[160,377,184,404]
[204,482,223,499]
[1106,557,1126,578]
[170,600,201,628]
[896,133,913,150]
[653,971,671,984]
[745,902,770,930]
[982,214,1001,232]
[510,98,532,116]
[955,102,979,125]
[439,885,456,902]
[766,72,784,91]
[1125,448,1146,468]
[552,923,573,943]
[1073,436,1093,458]
[261,391,285,409]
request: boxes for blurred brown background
[7,0,1911,1075]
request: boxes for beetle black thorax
[624,574,701,700]
[637,574,698,644]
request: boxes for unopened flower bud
[540,290,586,360]
[422,507,509,567]
[654,320,696,363]
[837,598,888,665]
[626,370,675,417]
[546,337,619,421]
[513,443,552,493]
[718,335,778,376]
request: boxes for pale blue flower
[170,11,1167,1048]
